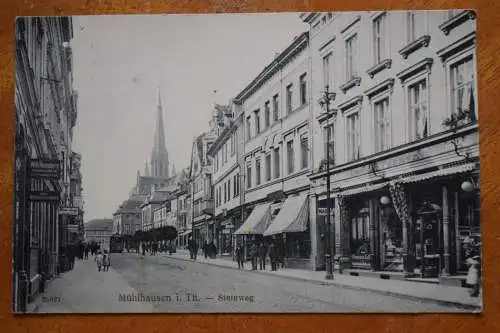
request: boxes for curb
[165,254,481,311]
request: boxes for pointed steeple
[150,87,169,178]
[172,162,176,176]
[144,159,150,177]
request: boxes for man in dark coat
[269,242,278,271]
[258,242,267,270]
[235,243,245,269]
[250,242,259,270]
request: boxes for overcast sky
[71,13,308,221]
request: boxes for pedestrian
[466,255,481,297]
[269,242,278,271]
[235,243,245,269]
[84,245,89,259]
[96,250,104,272]
[103,250,111,272]
[258,241,267,270]
[203,240,209,259]
[250,242,258,270]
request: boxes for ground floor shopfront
[309,126,480,284]
[234,190,313,269]
[214,209,243,257]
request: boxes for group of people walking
[235,240,285,271]
[95,250,111,272]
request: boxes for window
[300,135,308,169]
[346,112,360,161]
[407,12,425,43]
[228,179,231,200]
[322,52,333,89]
[450,56,476,122]
[255,158,261,186]
[300,73,307,106]
[324,124,335,164]
[246,116,251,141]
[223,182,227,203]
[230,134,235,155]
[287,140,294,174]
[373,13,387,63]
[345,34,358,80]
[265,154,271,182]
[273,148,280,179]
[408,79,428,141]
[246,163,252,189]
[286,84,293,114]
[224,142,228,163]
[264,101,270,129]
[273,94,279,122]
[254,109,260,135]
[373,98,391,152]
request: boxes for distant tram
[109,235,124,253]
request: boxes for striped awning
[234,203,271,235]
[337,182,389,197]
[401,162,477,184]
[263,194,309,236]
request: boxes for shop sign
[318,208,334,216]
[29,191,60,201]
[222,229,231,234]
[59,207,79,216]
[267,190,285,202]
[67,224,79,233]
[30,159,60,180]
[224,224,234,229]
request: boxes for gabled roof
[84,218,113,231]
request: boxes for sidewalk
[164,250,482,311]
[27,258,155,313]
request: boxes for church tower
[150,88,170,178]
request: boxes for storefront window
[284,232,311,259]
[381,207,404,271]
[350,211,370,255]
[457,190,480,272]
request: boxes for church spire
[150,87,169,178]
[144,159,150,177]
[172,162,176,176]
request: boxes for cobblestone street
[31,253,475,313]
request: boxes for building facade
[208,104,244,256]
[188,132,216,245]
[14,16,78,312]
[303,10,478,281]
[84,219,114,252]
[233,31,314,269]
[68,151,85,244]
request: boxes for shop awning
[401,162,477,184]
[339,182,389,197]
[263,194,309,236]
[234,203,271,235]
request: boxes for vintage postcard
[12,11,481,314]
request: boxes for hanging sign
[59,207,79,216]
[30,159,60,179]
[29,191,60,201]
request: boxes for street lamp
[318,85,337,280]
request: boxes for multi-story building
[68,151,85,244]
[175,172,191,248]
[207,104,244,256]
[188,130,217,246]
[13,16,78,311]
[303,10,478,282]
[84,219,114,252]
[233,31,313,269]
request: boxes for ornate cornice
[233,31,309,103]
[436,31,476,62]
[396,58,434,83]
[398,35,431,59]
[364,78,395,100]
[439,10,476,36]
[339,76,361,94]
[366,59,392,79]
